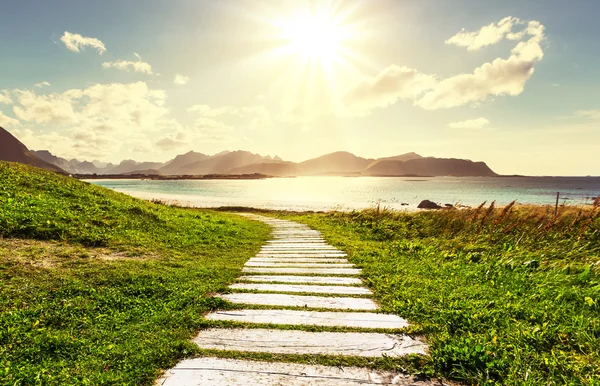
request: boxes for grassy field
[279,203,600,385]
[3,160,599,385]
[0,162,271,385]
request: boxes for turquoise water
[90,176,600,211]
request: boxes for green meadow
[0,162,270,385]
[1,161,599,385]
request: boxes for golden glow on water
[91,176,600,212]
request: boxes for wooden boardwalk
[158,215,430,385]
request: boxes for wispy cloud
[344,66,437,113]
[574,109,600,120]
[188,104,272,131]
[0,90,12,104]
[173,73,190,85]
[60,31,106,54]
[102,53,153,74]
[156,132,188,150]
[444,16,524,51]
[447,117,491,129]
[0,111,20,127]
[34,81,51,88]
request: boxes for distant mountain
[74,161,104,174]
[175,151,271,175]
[91,160,112,169]
[32,150,74,171]
[159,151,209,175]
[377,152,423,162]
[0,127,66,174]
[121,169,162,176]
[365,157,497,177]
[15,135,497,177]
[229,162,298,176]
[31,150,107,174]
[106,160,165,175]
[30,150,164,175]
[298,151,374,175]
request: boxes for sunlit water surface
[88,176,600,211]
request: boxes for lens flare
[279,12,349,64]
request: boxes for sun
[281,13,346,63]
[275,7,354,67]
[258,2,369,122]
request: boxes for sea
[88,176,600,212]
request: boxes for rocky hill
[0,127,66,174]
[364,157,497,177]
[297,151,373,175]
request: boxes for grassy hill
[0,161,270,385]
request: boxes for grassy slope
[281,205,600,385]
[0,162,270,385]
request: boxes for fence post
[554,192,560,217]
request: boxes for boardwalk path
[158,215,432,385]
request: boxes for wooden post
[555,192,560,217]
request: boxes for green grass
[0,162,271,385]
[278,204,600,385]
[3,161,599,385]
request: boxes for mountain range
[0,126,497,177]
[0,127,66,174]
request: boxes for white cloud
[10,128,78,155]
[34,81,51,88]
[156,138,183,150]
[60,31,106,55]
[445,16,522,51]
[187,104,236,117]
[156,132,188,150]
[13,89,79,124]
[102,53,153,74]
[0,90,12,104]
[447,117,491,129]
[9,82,171,158]
[344,17,546,113]
[174,73,190,85]
[188,104,272,131]
[0,111,20,127]
[132,140,155,153]
[344,66,437,114]
[194,117,232,131]
[156,119,236,148]
[415,56,536,110]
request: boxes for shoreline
[106,188,599,213]
[77,174,600,180]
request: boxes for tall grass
[284,203,600,384]
[354,202,599,255]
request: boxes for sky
[0,0,599,176]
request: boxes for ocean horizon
[89,176,600,212]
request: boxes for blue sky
[1,0,599,175]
